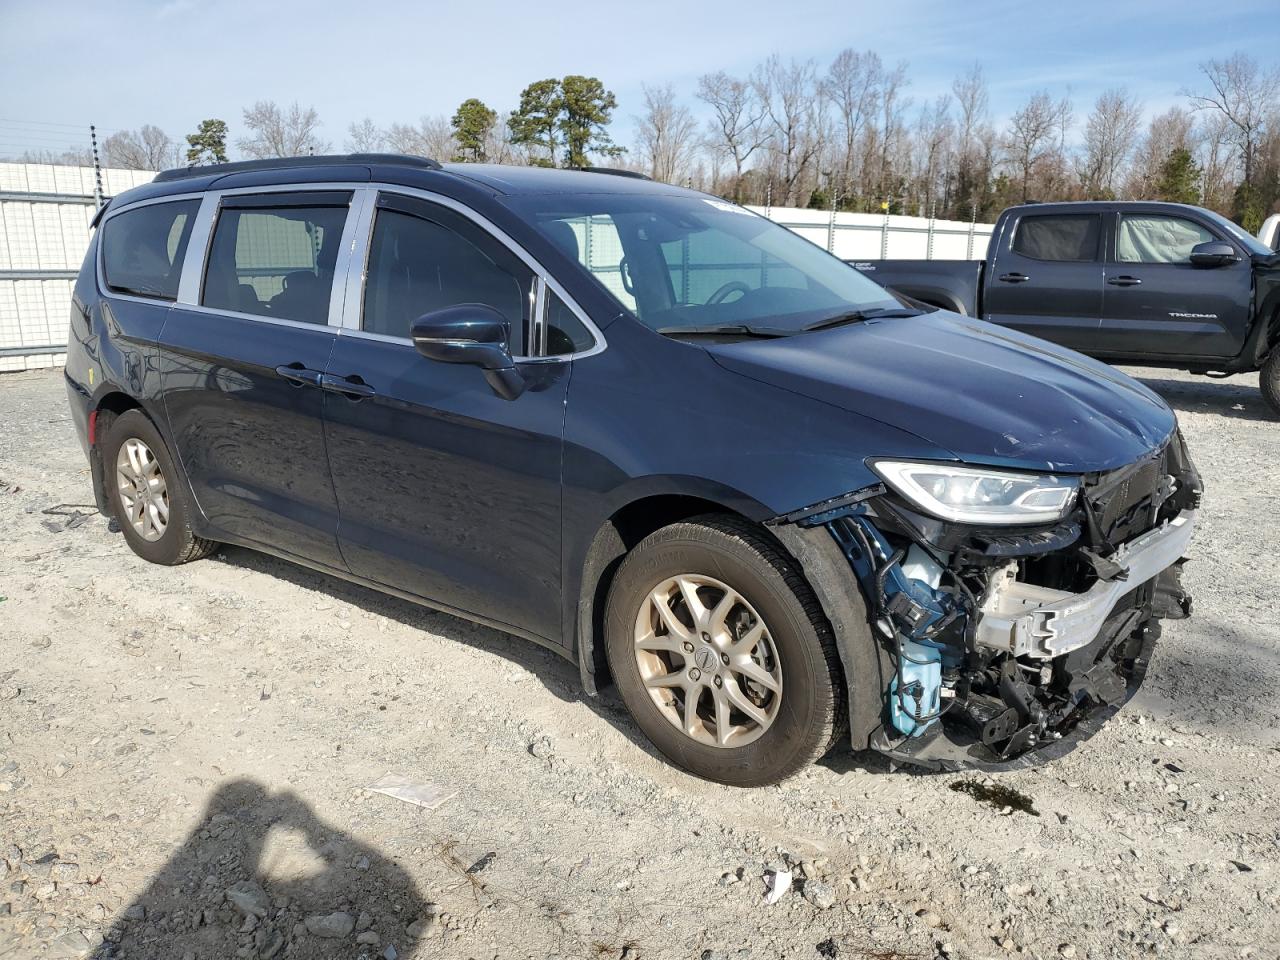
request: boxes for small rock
[917,909,943,928]
[123,903,146,921]
[257,930,285,959]
[50,862,79,882]
[802,880,837,910]
[51,762,71,779]
[406,914,439,938]
[304,911,355,938]
[383,947,398,960]
[226,880,270,919]
[46,930,92,958]
[356,911,374,931]
[357,930,380,945]
[1059,946,1077,959]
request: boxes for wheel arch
[573,492,786,696]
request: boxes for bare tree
[753,55,825,205]
[238,101,329,159]
[635,84,699,184]
[384,115,455,160]
[1004,91,1073,202]
[1079,88,1142,197]
[824,49,882,201]
[1126,106,1196,197]
[950,63,992,217]
[696,71,768,201]
[913,95,955,211]
[867,61,911,206]
[104,125,177,170]
[1185,52,1280,187]
[345,118,384,153]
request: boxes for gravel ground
[0,366,1277,960]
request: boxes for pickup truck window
[1011,215,1100,262]
[1117,215,1215,264]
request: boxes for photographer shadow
[92,778,434,959]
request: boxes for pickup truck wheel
[1261,351,1280,417]
[603,515,844,786]
[103,409,217,566]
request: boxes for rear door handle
[998,272,1030,283]
[274,363,323,387]
[319,373,376,400]
[1107,276,1142,287]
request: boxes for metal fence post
[926,200,936,261]
[880,199,890,259]
[90,125,104,209]
[967,199,977,260]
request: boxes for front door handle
[1107,276,1142,287]
[319,373,377,400]
[274,363,323,387]
[998,272,1030,283]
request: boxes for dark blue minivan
[65,155,1200,785]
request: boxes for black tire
[603,514,845,787]
[102,409,216,565]
[1261,350,1280,417]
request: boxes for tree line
[15,51,1280,231]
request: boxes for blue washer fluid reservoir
[890,637,943,736]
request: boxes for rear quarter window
[100,199,200,300]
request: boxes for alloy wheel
[115,437,169,542]
[632,573,783,747]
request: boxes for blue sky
[2,0,1277,160]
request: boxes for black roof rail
[153,153,443,183]
[579,166,651,180]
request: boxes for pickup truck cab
[854,201,1280,414]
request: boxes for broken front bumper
[975,510,1198,659]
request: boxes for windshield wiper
[657,324,790,339]
[802,307,924,332]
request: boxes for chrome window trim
[346,186,607,361]
[94,192,207,308]
[532,276,549,356]
[105,180,609,358]
[175,303,341,333]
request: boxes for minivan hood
[705,311,1175,474]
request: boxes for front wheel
[1260,350,1280,417]
[603,515,845,786]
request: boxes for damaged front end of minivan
[771,432,1201,771]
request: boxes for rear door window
[101,199,200,300]
[1117,215,1216,264]
[1011,214,1101,262]
[202,197,350,324]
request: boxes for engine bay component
[774,430,1202,770]
[974,508,1195,658]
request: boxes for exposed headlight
[871,460,1080,525]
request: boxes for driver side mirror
[1189,240,1237,268]
[410,304,526,400]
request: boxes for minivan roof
[101,153,690,217]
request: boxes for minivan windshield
[507,193,913,336]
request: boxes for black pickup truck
[851,201,1280,414]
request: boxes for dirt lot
[1,366,1277,960]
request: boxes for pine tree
[450,99,497,163]
[186,119,228,165]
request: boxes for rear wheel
[1261,350,1280,417]
[103,409,216,565]
[603,515,844,786]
